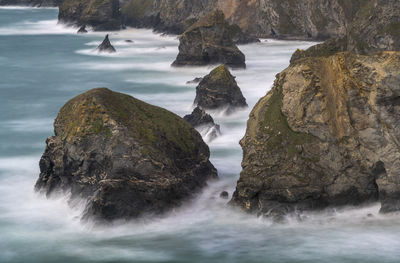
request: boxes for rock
[125,40,134,43]
[97,34,116,53]
[220,191,229,199]
[184,106,221,142]
[119,0,363,40]
[77,25,87,34]
[35,88,218,222]
[58,0,121,31]
[194,65,247,112]
[231,52,400,217]
[186,77,203,84]
[172,10,246,68]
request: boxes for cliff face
[120,0,364,39]
[35,88,217,222]
[232,52,400,217]
[58,0,121,31]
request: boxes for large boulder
[231,52,400,218]
[35,88,217,222]
[194,65,247,112]
[58,0,121,31]
[172,10,246,68]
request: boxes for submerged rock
[172,10,246,68]
[231,52,400,217]
[77,25,87,34]
[194,65,247,113]
[97,34,116,53]
[35,88,217,222]
[220,191,229,199]
[184,106,221,141]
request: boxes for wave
[0,19,76,35]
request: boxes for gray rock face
[119,0,363,40]
[35,88,217,222]
[184,106,221,142]
[58,0,121,31]
[172,10,246,68]
[231,52,400,217]
[97,34,116,53]
[194,65,247,112]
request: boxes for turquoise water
[1,7,400,263]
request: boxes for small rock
[186,77,203,84]
[125,40,134,43]
[194,65,247,113]
[97,34,116,53]
[77,25,87,34]
[184,106,221,141]
[220,191,229,199]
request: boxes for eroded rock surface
[172,10,246,68]
[184,106,221,142]
[194,65,247,112]
[232,52,400,217]
[35,88,217,222]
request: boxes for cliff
[231,52,400,218]
[35,88,217,222]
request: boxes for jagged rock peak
[97,34,116,53]
[194,65,247,113]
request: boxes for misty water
[1,7,400,263]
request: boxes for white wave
[0,6,57,10]
[0,19,76,35]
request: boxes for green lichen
[261,78,316,158]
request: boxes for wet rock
[186,77,203,84]
[97,34,116,53]
[220,191,229,199]
[77,25,87,34]
[172,10,246,68]
[59,0,121,31]
[125,40,134,43]
[35,88,218,222]
[231,51,400,217]
[194,65,247,113]
[184,106,221,142]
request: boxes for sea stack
[35,88,217,222]
[194,65,247,113]
[97,34,116,53]
[172,10,246,68]
[231,51,400,218]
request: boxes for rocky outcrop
[119,0,364,40]
[232,52,400,217]
[97,34,116,53]
[291,0,400,63]
[194,65,247,112]
[35,88,217,222]
[58,0,121,31]
[172,10,246,68]
[0,0,63,6]
[184,106,221,142]
[77,25,87,33]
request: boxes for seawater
[0,7,400,263]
